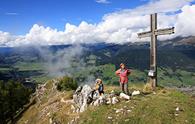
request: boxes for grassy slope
[1,61,194,86]
[13,62,44,71]
[73,64,195,87]
[17,81,195,124]
[78,85,195,124]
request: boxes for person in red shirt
[115,63,131,95]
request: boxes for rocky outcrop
[73,85,94,112]
[72,84,136,113]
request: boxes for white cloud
[5,12,19,15]
[0,0,195,47]
[0,31,11,46]
[128,0,193,15]
[0,31,19,46]
[175,4,195,37]
[95,0,110,4]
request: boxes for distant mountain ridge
[0,36,195,51]
[0,36,195,71]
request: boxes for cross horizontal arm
[155,27,174,36]
[137,27,174,39]
[137,31,152,38]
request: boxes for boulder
[119,93,130,100]
[132,90,141,96]
[106,97,112,104]
[92,96,106,106]
[73,85,93,112]
[112,97,119,104]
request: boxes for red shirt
[115,69,131,84]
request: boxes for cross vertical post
[150,13,157,87]
[137,13,175,89]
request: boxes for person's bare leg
[124,83,129,95]
[120,83,125,93]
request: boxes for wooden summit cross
[137,13,174,88]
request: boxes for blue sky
[0,0,195,47]
[0,0,148,35]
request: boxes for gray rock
[127,109,132,113]
[132,90,141,96]
[73,85,93,112]
[112,97,119,104]
[176,107,180,111]
[106,97,112,104]
[108,116,113,120]
[73,84,122,113]
[120,93,130,100]
[115,108,123,113]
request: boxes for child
[94,78,104,96]
[115,63,131,95]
